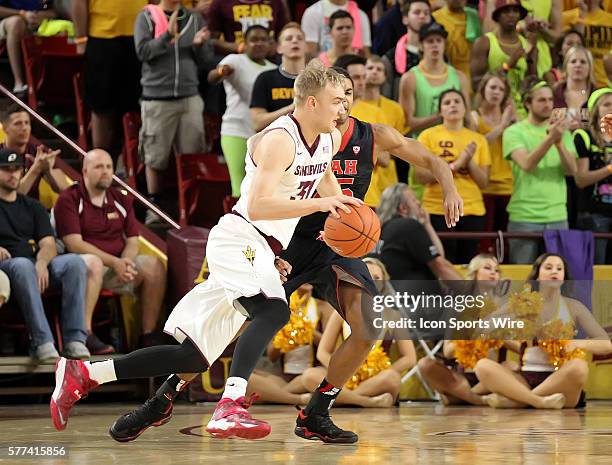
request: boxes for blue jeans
[507,220,569,264]
[0,254,87,348]
[578,213,612,265]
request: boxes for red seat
[73,72,90,150]
[122,111,144,189]
[175,153,231,227]
[21,35,84,111]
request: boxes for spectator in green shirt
[503,79,578,264]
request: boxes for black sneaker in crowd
[109,398,173,442]
[86,332,115,356]
[294,408,358,444]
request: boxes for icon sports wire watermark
[358,280,611,341]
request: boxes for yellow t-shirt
[563,0,612,12]
[362,95,405,206]
[350,100,396,207]
[474,113,513,196]
[417,125,490,216]
[89,0,147,38]
[432,7,471,80]
[568,9,612,87]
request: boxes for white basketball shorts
[164,214,287,365]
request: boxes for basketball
[323,204,381,258]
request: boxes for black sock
[304,378,341,415]
[154,374,190,409]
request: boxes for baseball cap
[419,22,448,41]
[0,149,24,168]
[492,0,528,22]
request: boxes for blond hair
[293,60,344,106]
[466,254,499,281]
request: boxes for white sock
[222,376,247,400]
[84,360,117,385]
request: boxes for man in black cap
[0,149,89,362]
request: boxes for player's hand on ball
[274,257,292,283]
[443,190,463,227]
[319,195,363,218]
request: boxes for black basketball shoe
[109,398,173,442]
[294,408,358,444]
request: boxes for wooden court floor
[1,402,611,464]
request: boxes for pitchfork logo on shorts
[243,245,256,266]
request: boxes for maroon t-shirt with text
[207,0,289,43]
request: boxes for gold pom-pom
[272,291,314,353]
[454,340,503,370]
[537,319,585,368]
[538,340,586,369]
[345,344,392,390]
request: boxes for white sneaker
[62,341,91,360]
[35,342,60,363]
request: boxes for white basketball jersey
[233,115,334,249]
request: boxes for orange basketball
[323,203,381,258]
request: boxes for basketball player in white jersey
[50,62,362,440]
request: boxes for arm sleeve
[32,201,55,242]
[250,72,270,109]
[358,10,372,47]
[134,11,173,63]
[206,0,222,34]
[53,192,82,238]
[502,125,523,160]
[300,7,320,44]
[123,198,140,238]
[401,221,440,265]
[192,13,215,65]
[561,130,578,158]
[573,131,590,159]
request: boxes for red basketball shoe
[206,395,270,439]
[50,358,99,431]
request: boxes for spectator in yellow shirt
[415,89,491,263]
[72,0,147,156]
[432,0,481,81]
[363,55,406,204]
[562,0,612,87]
[470,71,515,249]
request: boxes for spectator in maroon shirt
[207,0,290,55]
[53,149,167,353]
[1,103,69,200]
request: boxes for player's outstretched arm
[373,123,463,227]
[247,130,361,221]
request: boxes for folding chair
[21,35,84,111]
[401,339,444,400]
[175,153,231,228]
